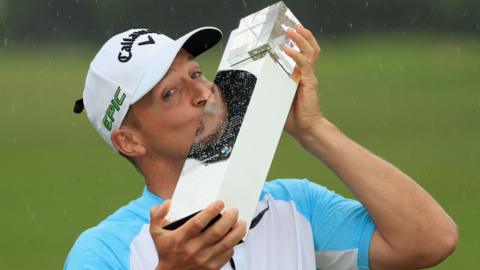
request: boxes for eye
[163,88,175,99]
[191,71,203,79]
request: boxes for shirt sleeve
[264,179,376,270]
[64,228,123,270]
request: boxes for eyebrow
[187,56,200,69]
[154,54,198,92]
[185,53,195,62]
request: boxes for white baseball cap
[74,27,222,148]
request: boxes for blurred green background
[1,0,479,269]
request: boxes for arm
[297,118,457,269]
[284,25,458,269]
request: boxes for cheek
[155,109,200,137]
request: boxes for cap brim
[132,27,222,104]
[180,27,223,57]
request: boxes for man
[66,25,457,270]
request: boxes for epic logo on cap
[103,87,126,131]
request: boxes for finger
[284,45,311,70]
[296,25,321,58]
[208,220,247,256]
[289,66,301,82]
[150,200,172,233]
[179,200,224,239]
[287,28,314,58]
[207,248,235,270]
[196,208,239,247]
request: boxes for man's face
[130,49,227,160]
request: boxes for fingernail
[223,208,236,216]
[239,220,247,228]
[215,200,224,210]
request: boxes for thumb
[150,200,171,230]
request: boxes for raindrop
[379,63,384,70]
[3,38,7,47]
[347,22,353,29]
[365,1,369,8]
[241,0,247,8]
[170,5,175,12]
[456,45,461,54]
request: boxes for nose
[190,80,213,107]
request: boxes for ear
[111,128,146,158]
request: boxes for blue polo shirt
[64,179,376,270]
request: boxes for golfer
[65,25,457,270]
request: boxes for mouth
[194,115,228,146]
[204,101,224,116]
[195,100,223,138]
[193,89,228,145]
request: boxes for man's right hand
[150,200,247,270]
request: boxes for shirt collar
[140,186,165,211]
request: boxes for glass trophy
[225,1,300,74]
[165,1,300,233]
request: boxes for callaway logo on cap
[73,27,222,148]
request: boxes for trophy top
[238,1,292,30]
[225,1,301,75]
